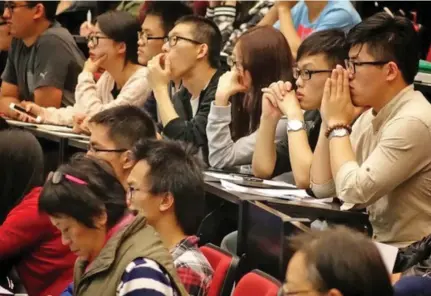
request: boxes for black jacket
[394,233,431,277]
[162,69,224,164]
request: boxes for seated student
[310,12,431,247]
[268,0,360,58]
[0,1,85,118]
[252,29,347,181]
[147,15,224,163]
[0,14,12,85]
[39,154,188,296]
[21,11,150,127]
[206,25,294,171]
[86,105,157,189]
[282,226,393,296]
[128,139,213,296]
[0,130,76,296]
[137,1,193,122]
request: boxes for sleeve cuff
[310,178,336,198]
[78,71,95,83]
[208,102,232,121]
[335,161,360,201]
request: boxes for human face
[3,1,39,39]
[127,160,169,226]
[295,54,333,110]
[162,23,206,80]
[0,17,11,51]
[137,14,166,66]
[228,43,252,91]
[49,214,107,261]
[347,44,389,107]
[87,23,119,67]
[282,251,322,296]
[87,123,128,186]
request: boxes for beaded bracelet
[325,123,352,138]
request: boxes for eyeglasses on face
[293,68,333,81]
[86,33,110,47]
[137,31,165,44]
[163,35,202,47]
[4,2,32,13]
[344,59,390,74]
[227,55,242,70]
[87,143,128,153]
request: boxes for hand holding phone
[9,103,42,123]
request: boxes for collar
[170,235,200,259]
[371,85,414,132]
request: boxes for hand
[72,114,90,135]
[148,54,171,91]
[262,81,302,119]
[84,55,107,73]
[80,21,94,38]
[261,91,282,122]
[215,70,247,106]
[320,66,364,127]
[16,101,45,123]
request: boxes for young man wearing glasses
[86,105,157,192]
[147,15,224,164]
[0,1,84,119]
[311,12,431,247]
[252,29,347,182]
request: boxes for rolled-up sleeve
[335,118,431,206]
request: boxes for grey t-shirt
[2,22,85,107]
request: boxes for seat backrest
[200,243,239,296]
[233,269,281,296]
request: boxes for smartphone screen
[9,103,41,122]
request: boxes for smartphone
[9,103,42,123]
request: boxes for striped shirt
[116,258,179,296]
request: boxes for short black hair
[131,139,205,235]
[297,29,348,68]
[39,154,127,228]
[175,15,222,68]
[290,226,393,296]
[27,1,59,22]
[145,1,193,35]
[96,11,141,65]
[89,106,157,149]
[347,12,419,84]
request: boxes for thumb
[284,81,293,91]
[163,55,171,75]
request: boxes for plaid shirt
[171,236,213,296]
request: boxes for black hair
[145,1,193,35]
[297,29,348,68]
[39,154,127,229]
[175,15,222,68]
[0,117,8,131]
[27,1,59,22]
[96,10,141,65]
[290,226,393,296]
[89,105,157,149]
[347,12,419,84]
[131,139,205,235]
[0,130,43,224]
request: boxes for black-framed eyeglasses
[344,59,390,74]
[4,2,33,13]
[293,68,332,81]
[137,31,165,44]
[86,33,110,46]
[227,55,242,70]
[47,171,88,185]
[88,143,128,153]
[163,35,202,47]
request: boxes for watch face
[288,120,305,131]
[332,128,349,137]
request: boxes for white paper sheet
[374,242,398,273]
[205,172,296,189]
[0,285,13,295]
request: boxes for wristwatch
[328,128,350,140]
[287,120,306,132]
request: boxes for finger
[263,92,278,108]
[164,55,171,74]
[322,78,331,102]
[277,80,285,96]
[343,68,350,98]
[284,81,293,91]
[330,69,337,100]
[269,82,283,101]
[336,66,343,100]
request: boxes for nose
[161,41,169,53]
[137,38,143,46]
[3,7,10,19]
[87,40,94,49]
[86,150,94,157]
[61,233,71,246]
[296,76,303,88]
